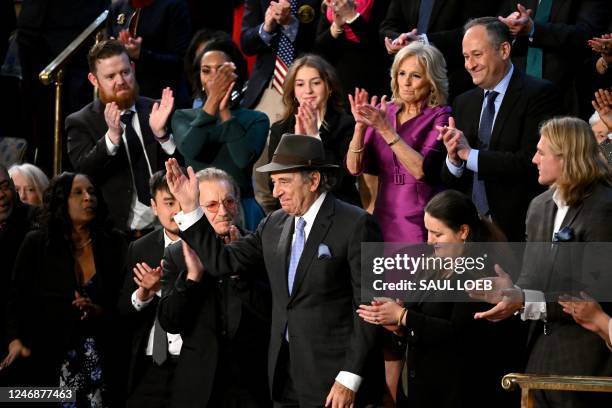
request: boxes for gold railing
[502,373,612,408]
[38,10,109,175]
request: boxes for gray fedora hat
[256,133,340,173]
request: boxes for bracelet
[349,145,364,153]
[397,307,408,327]
[387,135,401,146]
[330,22,344,36]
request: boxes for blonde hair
[8,163,50,204]
[390,42,448,107]
[540,116,611,206]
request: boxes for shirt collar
[296,192,327,229]
[121,104,137,115]
[486,64,514,98]
[163,229,181,248]
[552,187,568,210]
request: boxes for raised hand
[274,0,293,26]
[498,4,533,37]
[348,87,370,128]
[436,117,471,164]
[118,29,143,60]
[263,3,278,32]
[104,101,122,145]
[165,158,199,213]
[468,264,523,322]
[592,88,612,130]
[150,87,174,139]
[183,241,205,282]
[384,28,418,55]
[295,101,319,136]
[357,95,392,134]
[133,261,162,300]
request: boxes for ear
[500,41,512,60]
[459,224,470,241]
[309,171,321,192]
[150,198,158,216]
[87,72,98,88]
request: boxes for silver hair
[195,167,241,200]
[8,163,50,202]
[390,42,449,107]
[299,169,336,194]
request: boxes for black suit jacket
[379,0,497,100]
[117,228,165,393]
[515,184,612,407]
[107,0,192,107]
[240,0,322,108]
[158,235,271,408]
[180,194,384,407]
[441,69,560,241]
[268,110,361,207]
[497,0,611,114]
[66,97,176,231]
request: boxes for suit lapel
[277,215,294,298]
[490,71,522,149]
[465,90,484,147]
[541,192,556,240]
[135,97,158,166]
[560,201,584,233]
[289,195,334,300]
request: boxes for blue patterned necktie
[276,0,298,67]
[472,90,499,216]
[417,0,434,34]
[526,0,553,78]
[288,217,306,295]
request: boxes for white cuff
[335,371,362,392]
[160,134,176,155]
[466,149,479,173]
[345,12,360,24]
[105,132,120,155]
[521,289,547,321]
[175,207,205,231]
[131,289,155,311]
[445,156,464,177]
[419,33,429,45]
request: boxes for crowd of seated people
[1,1,612,407]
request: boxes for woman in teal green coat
[172,38,269,230]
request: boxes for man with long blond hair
[474,116,612,408]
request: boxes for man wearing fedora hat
[164,134,383,407]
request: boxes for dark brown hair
[88,39,129,74]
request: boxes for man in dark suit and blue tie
[439,17,561,242]
[164,135,383,408]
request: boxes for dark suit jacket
[379,0,497,100]
[158,235,271,408]
[180,194,384,407]
[268,110,361,207]
[66,97,176,231]
[117,228,165,393]
[107,0,192,107]
[6,228,127,399]
[441,69,560,241]
[240,0,322,108]
[497,0,611,114]
[515,184,612,407]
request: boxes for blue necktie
[288,217,306,295]
[526,0,553,78]
[472,90,499,216]
[417,0,435,34]
[276,0,298,67]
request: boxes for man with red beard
[66,39,180,235]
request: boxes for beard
[98,81,139,110]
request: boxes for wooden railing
[502,373,612,408]
[38,10,109,175]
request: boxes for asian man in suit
[439,17,561,242]
[164,135,384,408]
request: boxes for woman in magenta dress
[346,42,451,243]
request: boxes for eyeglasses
[203,198,237,213]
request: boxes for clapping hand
[467,265,523,322]
[348,87,370,130]
[384,28,418,55]
[498,4,533,37]
[183,241,205,282]
[588,34,612,56]
[357,298,404,332]
[436,117,471,165]
[150,87,174,140]
[165,158,199,213]
[133,261,162,301]
[203,62,237,117]
[592,88,612,130]
[295,100,319,136]
[104,101,122,145]
[356,95,391,133]
[118,29,143,60]
[0,339,31,370]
